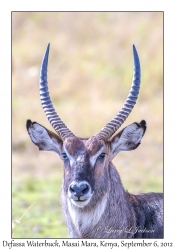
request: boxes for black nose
[69,182,90,199]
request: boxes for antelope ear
[26,119,63,156]
[110,120,146,159]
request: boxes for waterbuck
[26,44,163,238]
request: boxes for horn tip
[132,44,140,68]
[46,43,50,53]
[41,43,50,64]
[132,44,138,56]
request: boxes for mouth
[68,191,93,208]
[70,197,92,208]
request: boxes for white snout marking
[70,198,92,208]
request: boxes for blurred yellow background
[12,12,163,238]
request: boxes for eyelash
[62,153,68,160]
[99,152,106,159]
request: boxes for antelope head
[26,44,146,209]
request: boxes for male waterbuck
[26,44,163,238]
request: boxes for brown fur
[26,120,163,238]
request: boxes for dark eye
[62,153,68,160]
[99,153,106,159]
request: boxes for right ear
[26,120,63,157]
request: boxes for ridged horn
[96,45,141,141]
[39,43,75,140]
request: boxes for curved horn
[96,45,141,141]
[39,43,75,140]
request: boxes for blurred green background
[12,12,163,238]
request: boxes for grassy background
[12,12,163,238]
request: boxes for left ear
[110,120,146,159]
